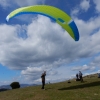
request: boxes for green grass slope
[0,74,100,100]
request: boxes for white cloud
[72,64,95,71]
[14,0,45,7]
[0,15,72,70]
[0,0,45,8]
[1,10,100,83]
[71,0,90,17]
[21,66,59,84]
[73,17,100,58]
[80,0,90,11]
[1,0,100,86]
[71,8,79,17]
[0,0,10,8]
[93,0,100,12]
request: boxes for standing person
[79,71,83,82]
[76,73,79,80]
[76,73,79,81]
[98,73,100,78]
[41,71,46,89]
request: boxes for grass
[0,74,100,100]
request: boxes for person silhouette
[41,71,46,89]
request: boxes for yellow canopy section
[6,5,79,41]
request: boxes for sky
[0,0,100,85]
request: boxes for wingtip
[6,15,9,22]
[68,20,79,41]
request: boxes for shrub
[10,82,20,89]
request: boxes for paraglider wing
[6,5,79,41]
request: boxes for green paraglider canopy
[6,5,79,41]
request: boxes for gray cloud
[89,55,100,67]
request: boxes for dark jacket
[41,73,46,82]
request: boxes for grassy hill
[0,73,100,100]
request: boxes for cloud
[71,0,90,17]
[71,55,100,75]
[72,17,100,59]
[89,55,100,67]
[93,0,100,12]
[0,0,45,8]
[71,8,79,17]
[80,0,90,11]
[72,64,95,71]
[0,0,10,8]
[1,10,100,83]
[21,67,43,83]
[0,15,74,70]
[14,0,45,7]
